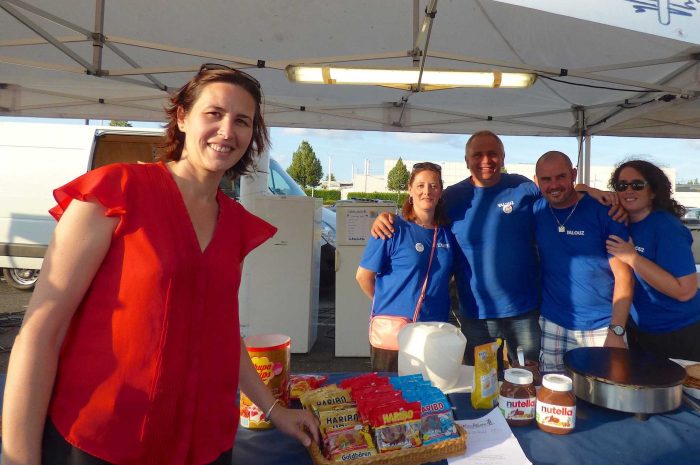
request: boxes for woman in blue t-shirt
[356,162,455,371]
[606,160,700,360]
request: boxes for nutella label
[536,401,576,429]
[499,396,536,421]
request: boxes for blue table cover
[232,373,700,465]
[1,373,697,464]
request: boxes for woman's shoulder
[392,215,410,229]
[85,161,165,186]
[639,210,689,236]
[649,210,684,227]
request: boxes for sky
[268,127,700,183]
[4,117,700,183]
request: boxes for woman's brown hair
[609,159,686,219]
[401,162,450,226]
[161,65,269,179]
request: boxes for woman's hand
[269,405,320,447]
[606,235,637,266]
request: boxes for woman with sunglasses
[2,64,319,465]
[356,162,456,371]
[606,160,700,360]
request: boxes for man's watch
[608,324,626,336]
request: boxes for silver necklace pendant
[558,225,566,233]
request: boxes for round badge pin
[415,243,425,252]
[503,204,513,214]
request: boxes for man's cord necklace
[549,197,581,233]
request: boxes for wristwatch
[608,324,626,336]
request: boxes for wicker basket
[308,424,467,465]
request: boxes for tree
[109,120,132,127]
[287,140,323,188]
[387,158,410,199]
[324,173,337,182]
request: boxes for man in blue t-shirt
[534,151,634,371]
[373,131,543,366]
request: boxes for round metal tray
[564,347,686,414]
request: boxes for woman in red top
[2,65,319,465]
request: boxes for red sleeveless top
[48,162,276,464]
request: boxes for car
[1,123,337,291]
[682,207,700,226]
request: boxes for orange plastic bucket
[240,333,291,429]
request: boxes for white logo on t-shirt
[497,201,514,214]
[415,243,425,252]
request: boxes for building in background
[347,158,700,208]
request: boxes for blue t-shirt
[443,174,540,319]
[629,210,700,332]
[534,194,629,330]
[360,217,455,322]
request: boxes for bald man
[534,151,634,371]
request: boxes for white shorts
[539,316,613,373]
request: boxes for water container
[398,322,466,391]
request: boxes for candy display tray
[307,424,467,465]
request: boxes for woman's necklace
[549,198,580,233]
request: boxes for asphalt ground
[0,277,30,373]
[0,279,370,374]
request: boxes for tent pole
[396,0,438,126]
[0,1,96,74]
[575,106,590,185]
[92,0,105,73]
[584,131,591,186]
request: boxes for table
[232,373,700,465]
[1,373,697,464]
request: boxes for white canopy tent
[1,0,700,181]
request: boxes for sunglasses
[614,180,648,192]
[199,63,261,90]
[413,162,442,172]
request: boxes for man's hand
[580,185,619,206]
[577,185,627,223]
[607,204,629,224]
[370,212,396,239]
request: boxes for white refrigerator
[334,201,397,357]
[239,195,321,353]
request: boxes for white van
[0,122,335,290]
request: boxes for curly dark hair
[609,159,686,219]
[161,66,269,179]
[401,164,450,226]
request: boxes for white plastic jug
[398,322,466,391]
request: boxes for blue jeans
[457,309,541,368]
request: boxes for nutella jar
[536,374,576,435]
[499,368,536,426]
[513,359,543,386]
